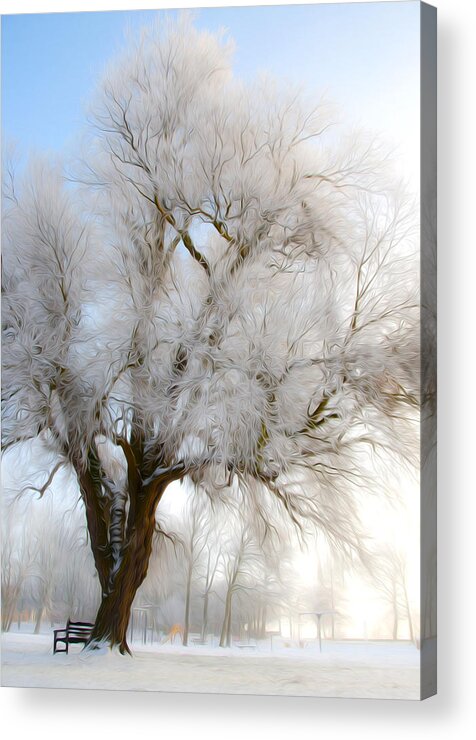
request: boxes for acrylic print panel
[1,1,436,699]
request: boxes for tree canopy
[1,18,419,652]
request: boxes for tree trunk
[402,581,415,644]
[78,440,185,654]
[34,606,44,634]
[226,604,232,647]
[87,483,164,654]
[219,590,233,647]
[3,605,13,632]
[183,564,193,646]
[201,591,209,643]
[330,565,335,639]
[392,582,399,640]
[260,605,267,639]
[76,457,112,594]
[3,584,22,632]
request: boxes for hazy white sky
[2,2,420,184]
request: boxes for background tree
[218,526,262,648]
[216,484,294,648]
[1,18,419,653]
[198,535,221,644]
[373,545,416,643]
[178,490,215,646]
[1,497,41,632]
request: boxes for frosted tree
[217,496,266,648]
[1,497,41,632]
[1,18,419,653]
[179,490,216,646]
[373,545,416,643]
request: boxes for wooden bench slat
[53,620,94,654]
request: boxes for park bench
[235,641,257,650]
[53,619,94,654]
[191,636,207,645]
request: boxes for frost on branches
[1,19,419,653]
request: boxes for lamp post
[299,611,336,652]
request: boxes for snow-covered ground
[1,629,420,699]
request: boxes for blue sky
[2,2,420,182]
